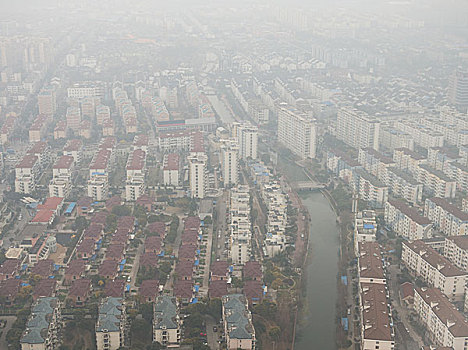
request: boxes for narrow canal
[295,191,340,350]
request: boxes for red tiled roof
[243,280,263,302]
[37,197,63,211]
[65,260,85,277]
[33,279,56,298]
[140,280,159,298]
[209,280,228,298]
[30,259,53,277]
[139,252,159,268]
[99,260,118,277]
[174,280,193,299]
[69,279,91,298]
[400,282,414,300]
[53,155,74,169]
[211,261,228,277]
[176,261,193,279]
[31,210,54,223]
[0,279,21,299]
[0,259,20,277]
[16,154,38,169]
[243,261,262,280]
[104,279,125,297]
[145,236,162,253]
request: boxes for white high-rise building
[277,107,316,159]
[336,107,380,151]
[188,154,207,199]
[221,139,239,186]
[238,123,258,160]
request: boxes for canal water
[295,191,340,350]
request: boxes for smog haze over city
[0,1,467,350]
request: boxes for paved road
[387,264,424,348]
[129,241,144,290]
[0,316,17,349]
[205,315,220,350]
[213,191,228,260]
[165,214,185,291]
[207,94,235,125]
[200,222,214,296]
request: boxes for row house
[414,288,468,350]
[401,240,468,301]
[424,198,468,236]
[384,199,433,240]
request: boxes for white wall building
[188,154,207,199]
[336,107,380,151]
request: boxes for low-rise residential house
[139,280,159,303]
[20,297,62,350]
[96,297,126,350]
[222,294,256,350]
[359,283,395,350]
[153,296,181,347]
[68,279,91,307]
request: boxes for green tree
[112,205,132,217]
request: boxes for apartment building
[15,154,40,194]
[248,99,270,125]
[277,107,316,159]
[27,141,50,169]
[326,148,361,183]
[401,240,468,301]
[63,139,83,165]
[49,155,74,198]
[125,149,146,202]
[188,153,207,199]
[424,197,468,236]
[379,126,414,152]
[221,139,239,186]
[358,147,395,181]
[427,147,461,171]
[416,164,456,198]
[162,153,180,187]
[67,84,103,99]
[392,148,426,176]
[396,120,444,149]
[336,107,380,151]
[66,106,81,132]
[384,167,423,204]
[20,297,62,350]
[158,130,202,153]
[384,199,432,240]
[153,296,181,347]
[414,288,468,350]
[96,297,126,350]
[96,105,111,125]
[444,236,468,272]
[38,87,56,116]
[229,185,252,265]
[351,169,389,209]
[88,149,112,201]
[29,114,49,143]
[445,162,468,193]
[222,294,256,350]
[237,123,258,160]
